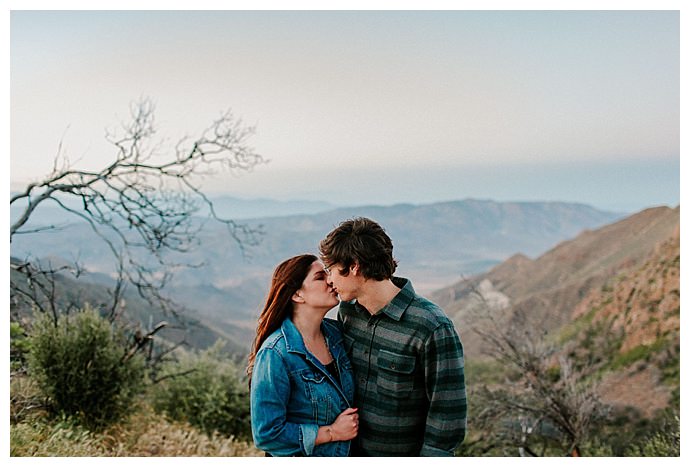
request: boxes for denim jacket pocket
[300,370,332,423]
[376,349,416,398]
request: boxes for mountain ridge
[10,198,628,353]
[431,205,679,359]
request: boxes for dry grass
[10,372,47,424]
[11,412,109,456]
[102,409,262,457]
[10,394,262,457]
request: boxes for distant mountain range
[11,197,625,352]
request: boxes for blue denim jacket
[250,317,355,456]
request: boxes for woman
[247,254,358,456]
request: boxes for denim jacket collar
[280,317,343,355]
[280,317,307,355]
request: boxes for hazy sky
[9,8,681,212]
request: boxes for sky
[8,6,682,214]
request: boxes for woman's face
[296,261,339,310]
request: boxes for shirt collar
[356,277,416,321]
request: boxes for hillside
[9,259,248,356]
[571,224,680,417]
[430,205,680,420]
[431,205,680,360]
[572,224,680,353]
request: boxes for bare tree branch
[10,98,266,369]
[123,321,168,363]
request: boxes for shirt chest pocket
[376,350,416,399]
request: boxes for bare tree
[463,279,612,456]
[10,98,265,357]
[10,258,85,324]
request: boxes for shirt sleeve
[420,323,467,456]
[250,347,319,456]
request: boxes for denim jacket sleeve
[250,346,319,456]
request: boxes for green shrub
[625,414,680,456]
[10,321,31,372]
[27,307,145,429]
[609,337,668,371]
[579,438,615,456]
[149,341,251,440]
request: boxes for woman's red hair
[246,254,317,384]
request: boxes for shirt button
[390,364,396,370]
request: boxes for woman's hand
[329,407,359,441]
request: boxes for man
[319,217,467,456]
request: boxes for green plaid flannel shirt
[338,277,467,456]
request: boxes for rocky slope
[572,223,680,417]
[430,205,680,417]
[431,205,680,360]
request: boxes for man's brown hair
[319,217,398,281]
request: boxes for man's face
[325,262,361,302]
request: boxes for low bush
[149,340,251,440]
[625,413,680,457]
[27,307,145,429]
[610,337,668,371]
[10,321,31,372]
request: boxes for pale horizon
[9,9,681,214]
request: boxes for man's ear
[292,290,305,303]
[350,262,359,275]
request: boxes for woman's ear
[292,290,305,304]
